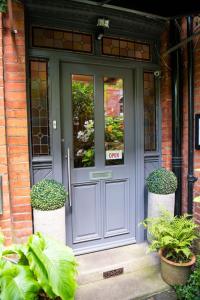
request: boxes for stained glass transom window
[102,37,151,61]
[144,72,156,151]
[32,27,93,53]
[30,60,50,156]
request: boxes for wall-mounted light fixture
[96,18,110,40]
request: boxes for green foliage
[0,261,40,300]
[31,179,68,211]
[142,210,198,263]
[0,232,77,300]
[72,81,94,124]
[175,256,200,300]
[0,0,7,13]
[27,233,77,300]
[105,116,124,144]
[72,80,94,168]
[82,148,94,167]
[146,167,178,194]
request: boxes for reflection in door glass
[104,78,124,165]
[72,74,95,168]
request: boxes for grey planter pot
[148,192,175,218]
[33,206,66,244]
[147,192,175,242]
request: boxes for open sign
[106,150,123,160]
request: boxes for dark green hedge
[0,0,7,13]
[31,179,68,211]
[146,168,177,194]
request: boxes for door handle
[66,147,72,207]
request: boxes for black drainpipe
[170,19,183,216]
[187,16,197,214]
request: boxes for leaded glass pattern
[32,27,93,53]
[144,72,156,151]
[102,37,151,61]
[30,60,50,156]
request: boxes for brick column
[0,12,13,245]
[160,28,172,170]
[0,1,33,243]
[193,17,200,223]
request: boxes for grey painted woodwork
[27,0,162,251]
[25,0,166,49]
[32,158,53,184]
[61,63,136,254]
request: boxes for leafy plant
[0,261,40,300]
[0,232,77,300]
[146,167,177,194]
[76,120,95,167]
[81,148,94,167]
[72,78,94,168]
[0,0,7,13]
[142,209,198,263]
[31,179,67,211]
[72,81,94,125]
[175,255,200,300]
[105,116,124,144]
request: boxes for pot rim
[159,249,196,267]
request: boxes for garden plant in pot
[0,231,77,300]
[142,209,198,286]
[31,179,68,243]
[146,167,178,219]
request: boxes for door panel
[72,182,101,243]
[61,62,136,254]
[104,179,129,237]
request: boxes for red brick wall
[160,26,172,170]
[193,17,200,221]
[0,13,13,245]
[181,18,188,214]
[0,1,32,244]
[160,18,200,223]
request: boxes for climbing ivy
[0,0,7,13]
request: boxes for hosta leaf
[26,236,55,299]
[3,244,29,266]
[181,247,192,259]
[0,261,40,300]
[27,233,77,300]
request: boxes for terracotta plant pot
[159,249,196,286]
[193,238,200,255]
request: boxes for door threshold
[74,238,137,256]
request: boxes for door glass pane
[72,74,95,168]
[30,60,50,156]
[104,77,124,165]
[144,72,156,151]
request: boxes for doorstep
[75,243,170,300]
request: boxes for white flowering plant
[76,120,95,167]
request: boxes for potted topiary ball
[31,179,68,243]
[146,167,177,220]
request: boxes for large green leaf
[27,233,77,300]
[0,260,40,300]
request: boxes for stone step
[75,267,170,300]
[76,243,160,285]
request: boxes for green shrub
[142,209,198,263]
[175,255,200,300]
[31,179,67,211]
[0,232,77,300]
[146,167,177,194]
[0,0,7,13]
